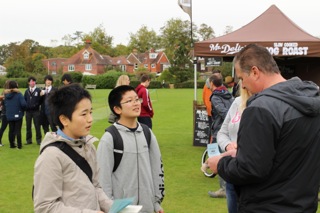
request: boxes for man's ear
[251,66,261,80]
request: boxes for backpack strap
[33,141,93,201]
[140,123,151,148]
[105,124,151,173]
[105,125,124,172]
[40,141,93,183]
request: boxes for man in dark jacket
[24,77,43,145]
[207,44,320,212]
[208,73,234,198]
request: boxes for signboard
[193,108,210,147]
[205,57,222,67]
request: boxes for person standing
[97,85,165,213]
[217,81,251,213]
[207,43,320,212]
[135,74,154,129]
[208,73,234,199]
[24,77,43,145]
[40,75,57,133]
[5,81,27,149]
[202,78,213,129]
[0,81,10,146]
[33,83,113,212]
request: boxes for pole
[190,0,197,101]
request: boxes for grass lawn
[0,88,318,213]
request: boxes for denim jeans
[226,182,238,213]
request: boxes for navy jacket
[218,77,320,213]
[5,91,27,121]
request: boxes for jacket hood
[212,86,233,100]
[135,84,145,93]
[248,77,320,116]
[40,132,99,153]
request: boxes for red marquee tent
[195,4,320,57]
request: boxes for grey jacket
[33,132,113,213]
[97,123,165,213]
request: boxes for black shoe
[10,146,17,149]
[25,142,32,145]
[17,147,22,150]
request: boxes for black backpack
[105,123,151,172]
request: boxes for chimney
[85,40,91,48]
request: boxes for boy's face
[29,80,36,88]
[45,79,52,87]
[61,98,93,139]
[116,90,141,120]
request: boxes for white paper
[207,143,220,157]
[119,205,143,213]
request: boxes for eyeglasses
[120,98,143,105]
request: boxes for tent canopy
[194,5,320,58]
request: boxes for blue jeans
[226,182,238,213]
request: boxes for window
[68,65,75,71]
[151,64,156,68]
[51,62,56,66]
[134,63,138,70]
[85,64,92,71]
[83,52,89,59]
[144,64,148,68]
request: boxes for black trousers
[138,116,152,129]
[26,111,42,144]
[8,119,23,148]
[0,115,8,143]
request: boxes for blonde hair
[238,80,252,113]
[115,75,130,87]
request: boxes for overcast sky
[1,0,319,47]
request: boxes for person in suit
[24,76,43,145]
[40,75,57,133]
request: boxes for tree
[223,26,233,35]
[198,23,215,41]
[160,18,197,63]
[6,60,26,78]
[82,24,114,55]
[31,53,47,74]
[128,25,160,53]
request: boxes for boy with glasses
[97,85,165,213]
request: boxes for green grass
[0,88,318,213]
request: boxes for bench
[85,84,97,89]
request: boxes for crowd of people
[4,43,320,213]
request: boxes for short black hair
[48,83,91,130]
[28,76,36,82]
[44,75,53,82]
[140,74,150,83]
[108,85,136,117]
[209,74,223,87]
[61,73,73,83]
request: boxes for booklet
[109,197,139,213]
[207,143,221,157]
[119,205,143,213]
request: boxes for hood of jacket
[248,77,320,116]
[40,132,99,153]
[135,84,145,94]
[4,89,20,100]
[211,86,233,100]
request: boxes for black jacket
[24,87,43,111]
[218,77,320,213]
